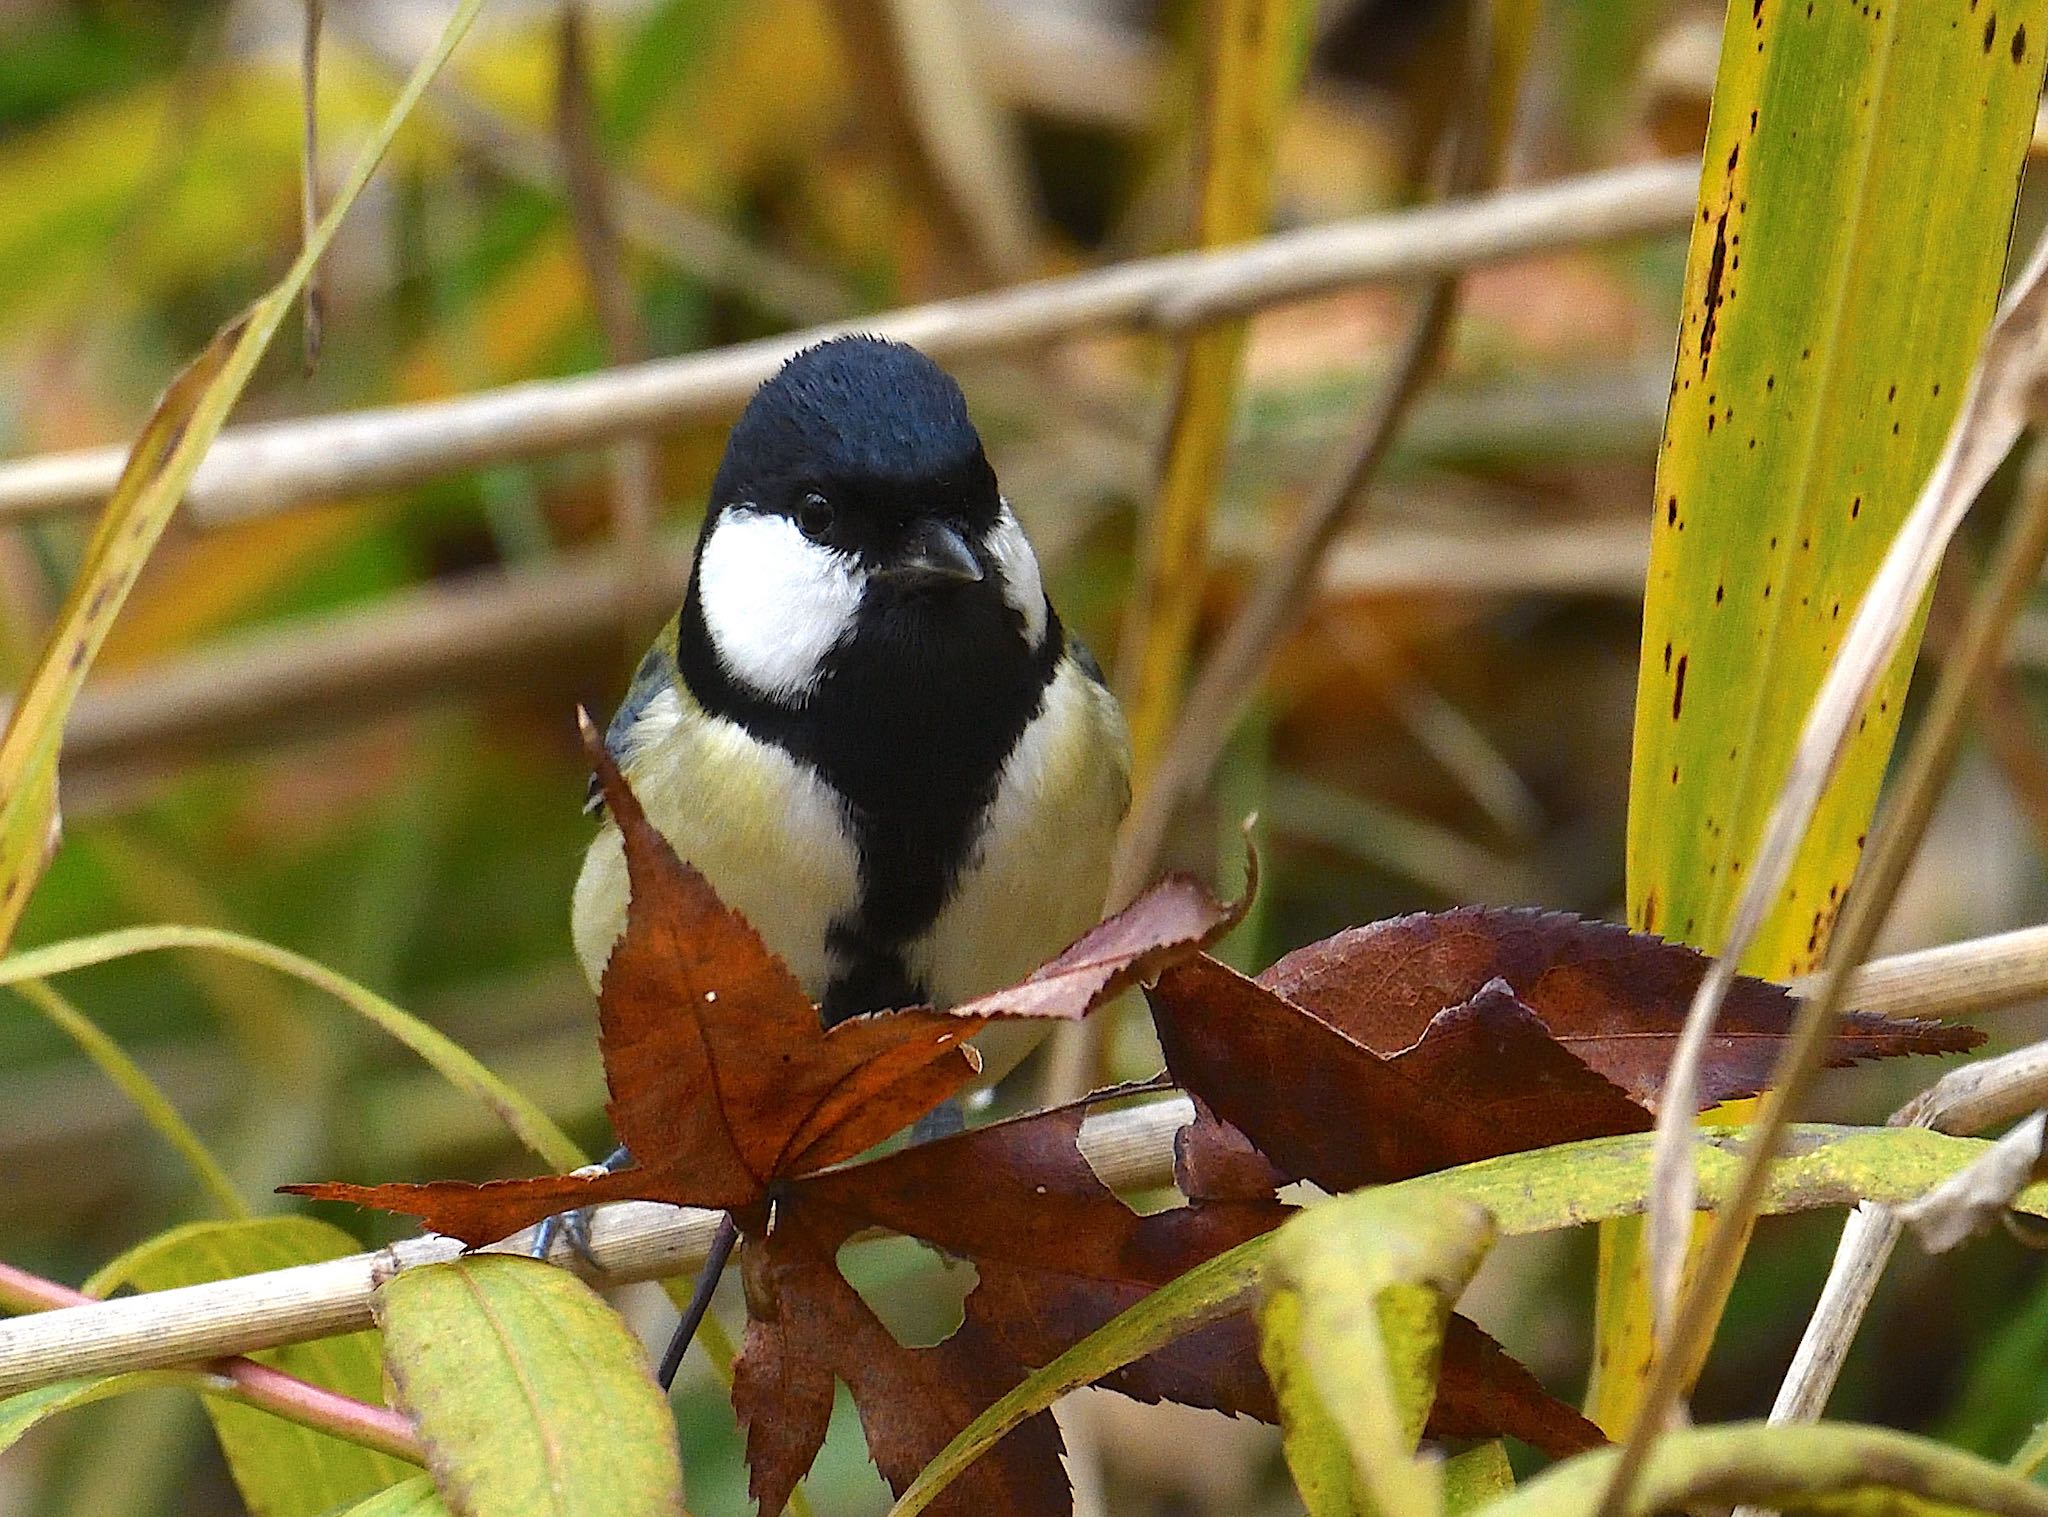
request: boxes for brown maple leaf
[735,1101,1601,1517]
[1151,908,1981,1196]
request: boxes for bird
[571,333,1131,1073]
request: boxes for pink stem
[0,1259,422,1463]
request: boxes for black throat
[676,574,1062,1023]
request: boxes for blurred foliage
[4,0,2048,1514]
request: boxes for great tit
[571,336,1131,1078]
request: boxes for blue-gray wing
[1067,629,1110,689]
[585,620,681,815]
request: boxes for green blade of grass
[0,0,486,952]
[8,976,247,1219]
[1118,0,1313,779]
[0,925,581,1172]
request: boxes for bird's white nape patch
[697,506,863,702]
[983,502,1048,648]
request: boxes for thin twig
[657,1212,737,1391]
[0,161,1700,524]
[553,0,662,577]
[1113,0,1503,902]
[1603,346,2048,1514]
[49,550,690,776]
[1109,281,1460,906]
[0,1259,420,1462]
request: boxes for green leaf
[886,1123,2047,1517]
[323,1475,452,1517]
[0,924,580,1171]
[88,1217,414,1517]
[1260,1289,1370,1517]
[1628,0,2046,979]
[0,0,486,952]
[0,1372,189,1452]
[373,1256,684,1517]
[1601,0,2048,1440]
[1261,1191,1496,1517]
[1487,1421,2048,1517]
[1442,1442,1514,1514]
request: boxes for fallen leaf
[734,1102,1600,1514]
[1259,908,1978,1107]
[1153,909,1979,1196]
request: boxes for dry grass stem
[1742,1034,2048,1517]
[0,161,1698,524]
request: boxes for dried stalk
[32,518,1648,792]
[1759,1036,2048,1444]
[0,161,1699,524]
[0,1259,420,1462]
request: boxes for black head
[710,335,1001,568]
[685,336,1053,708]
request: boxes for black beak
[875,520,984,587]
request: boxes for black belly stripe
[674,576,1063,1023]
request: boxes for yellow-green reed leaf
[1261,1288,1371,1517]
[1262,1191,1496,1517]
[329,1476,453,1517]
[1120,0,1313,777]
[1628,0,2046,969]
[8,976,247,1219]
[1443,1442,1514,1514]
[1489,1421,2048,1517]
[87,1218,413,1517]
[374,1257,684,1517]
[0,925,581,1172]
[1607,0,2047,1434]
[0,1372,190,1453]
[888,1123,2040,1517]
[0,0,485,954]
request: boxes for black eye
[796,492,834,542]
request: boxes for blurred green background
[4,1,2048,1512]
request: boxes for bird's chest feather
[570,690,862,997]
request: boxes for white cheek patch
[697,508,864,703]
[984,502,1049,648]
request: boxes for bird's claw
[528,1145,630,1268]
